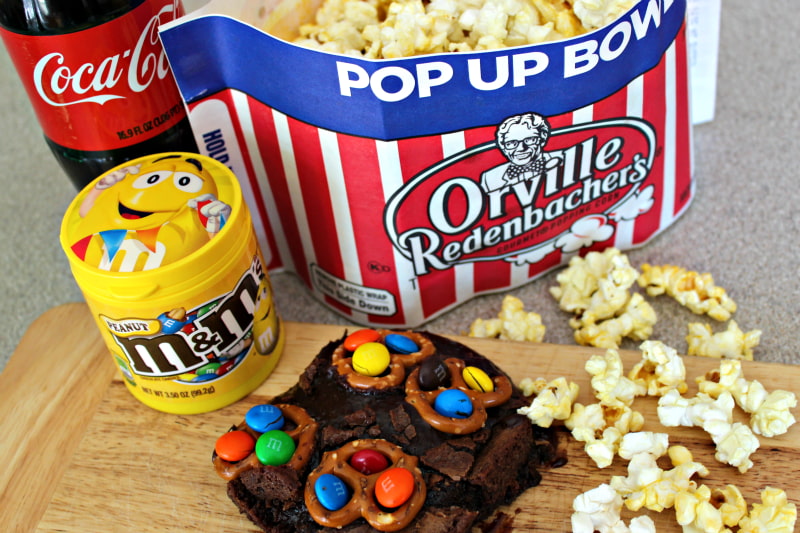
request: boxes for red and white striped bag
[161,0,693,327]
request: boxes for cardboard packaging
[160,0,693,328]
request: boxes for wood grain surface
[1,303,798,532]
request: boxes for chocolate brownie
[212,330,562,532]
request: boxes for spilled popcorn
[474,247,796,531]
[571,483,656,533]
[686,321,762,361]
[551,248,656,349]
[468,295,546,342]
[637,263,737,322]
[673,484,747,532]
[563,349,645,467]
[573,293,656,349]
[513,337,797,532]
[696,359,797,437]
[738,487,797,533]
[517,376,579,427]
[657,389,760,473]
[610,440,709,513]
[628,340,688,397]
[586,348,643,405]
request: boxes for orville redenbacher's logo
[384,112,657,275]
[32,0,180,107]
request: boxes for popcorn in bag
[160,0,693,327]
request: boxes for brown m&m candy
[418,355,450,390]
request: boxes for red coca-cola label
[0,0,186,151]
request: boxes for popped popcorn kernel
[666,445,710,484]
[584,426,623,469]
[627,515,656,533]
[565,400,644,467]
[610,445,708,513]
[530,0,586,36]
[552,248,656,349]
[585,348,644,406]
[695,358,746,398]
[552,247,638,322]
[752,389,797,438]
[686,321,762,360]
[571,483,625,533]
[516,376,579,427]
[573,293,657,349]
[674,483,745,533]
[518,376,549,397]
[572,0,635,30]
[468,295,546,342]
[657,389,734,429]
[637,263,737,321]
[565,402,606,441]
[709,421,760,474]
[738,487,797,533]
[617,431,669,460]
[571,483,657,533]
[658,390,759,472]
[628,339,688,396]
[714,484,748,527]
[291,0,633,58]
[697,359,797,437]
[560,346,649,467]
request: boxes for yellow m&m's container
[60,153,283,414]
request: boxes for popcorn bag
[159,0,693,327]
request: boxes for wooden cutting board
[2,303,799,532]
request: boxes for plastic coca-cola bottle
[0,0,198,190]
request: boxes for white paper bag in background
[687,0,721,124]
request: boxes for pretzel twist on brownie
[304,439,426,531]
[331,331,435,390]
[405,357,513,434]
[213,404,318,481]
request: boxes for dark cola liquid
[0,0,198,190]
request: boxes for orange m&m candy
[344,328,381,351]
[374,467,415,508]
[215,430,255,462]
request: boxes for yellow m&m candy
[462,366,494,393]
[352,342,390,376]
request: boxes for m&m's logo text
[107,256,265,378]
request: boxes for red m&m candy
[374,467,415,508]
[215,430,255,462]
[349,449,389,475]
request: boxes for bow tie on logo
[504,158,545,183]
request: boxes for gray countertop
[1,0,798,372]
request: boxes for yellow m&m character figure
[253,275,280,356]
[70,154,232,272]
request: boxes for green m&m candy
[255,430,296,466]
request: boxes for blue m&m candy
[157,312,184,334]
[246,404,284,433]
[434,389,473,419]
[315,473,351,511]
[384,334,419,354]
